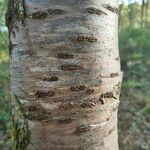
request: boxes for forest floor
[119,89,150,150]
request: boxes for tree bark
[6,0,122,149]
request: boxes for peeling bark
[7,0,122,149]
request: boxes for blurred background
[0,0,150,149]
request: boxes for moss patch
[11,116,31,150]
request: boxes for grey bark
[6,0,122,149]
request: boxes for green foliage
[0,32,9,134]
[0,0,8,26]
[0,19,10,149]
[119,28,150,95]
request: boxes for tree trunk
[145,0,149,28]
[6,0,122,149]
[141,0,145,28]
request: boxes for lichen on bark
[11,116,31,150]
[10,94,31,150]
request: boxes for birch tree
[6,0,122,149]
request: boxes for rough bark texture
[7,0,122,149]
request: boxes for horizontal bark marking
[31,9,67,19]
[86,89,95,95]
[32,11,47,19]
[101,92,117,99]
[25,113,49,121]
[100,72,120,78]
[102,4,119,14]
[57,118,74,124]
[41,76,58,81]
[47,9,67,15]
[57,53,74,59]
[74,120,109,136]
[59,91,118,110]
[110,73,119,77]
[85,7,107,16]
[70,85,87,92]
[72,36,98,43]
[74,125,91,135]
[60,64,84,71]
[36,90,55,98]
[80,102,96,108]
